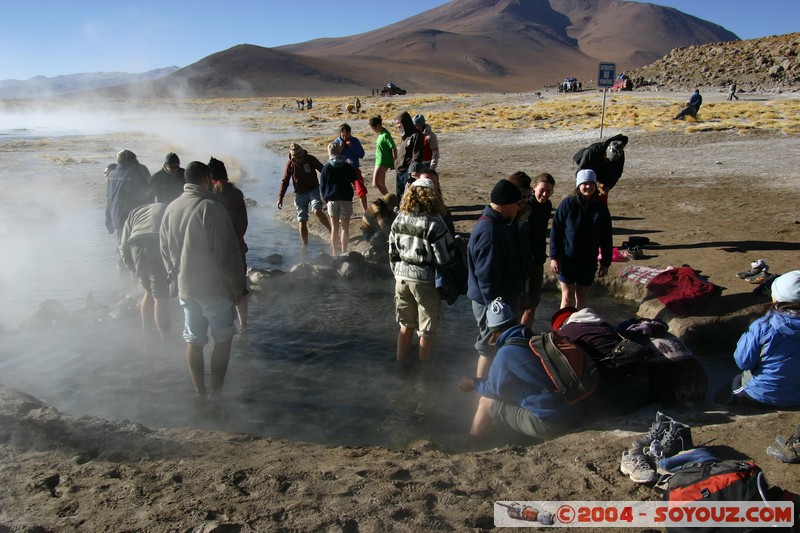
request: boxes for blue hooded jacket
[335,135,365,169]
[473,325,575,421]
[467,205,523,305]
[734,309,800,406]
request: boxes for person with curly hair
[389,178,455,363]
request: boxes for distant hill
[0,68,179,99]
[3,0,742,99]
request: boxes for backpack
[508,331,599,405]
[659,460,765,503]
[657,460,792,533]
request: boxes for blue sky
[1,0,797,81]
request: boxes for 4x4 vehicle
[380,83,406,96]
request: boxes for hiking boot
[649,420,693,459]
[632,411,673,449]
[620,448,658,484]
[768,427,800,463]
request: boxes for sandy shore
[1,91,799,531]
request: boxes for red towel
[646,266,719,317]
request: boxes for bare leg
[186,343,206,396]
[153,297,170,343]
[299,220,309,246]
[419,335,434,362]
[520,308,534,329]
[235,295,248,333]
[210,338,233,397]
[560,281,576,309]
[373,166,389,195]
[141,291,155,333]
[469,396,495,437]
[330,217,341,255]
[476,353,493,379]
[359,195,368,215]
[396,326,414,362]
[315,208,331,232]
[575,284,591,310]
[340,217,350,254]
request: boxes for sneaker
[621,449,658,484]
[738,259,768,279]
[649,420,693,459]
[632,411,673,449]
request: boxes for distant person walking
[727,81,739,101]
[160,162,245,401]
[674,89,702,120]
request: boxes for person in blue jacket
[467,179,524,378]
[549,169,612,310]
[459,298,578,439]
[716,270,800,407]
[674,89,702,120]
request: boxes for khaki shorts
[394,278,441,337]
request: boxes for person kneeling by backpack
[458,298,582,439]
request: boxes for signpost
[598,62,616,139]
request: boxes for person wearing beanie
[334,123,369,215]
[549,167,612,311]
[368,115,397,196]
[278,142,332,246]
[717,270,800,408]
[319,141,357,255]
[467,179,525,378]
[209,157,250,332]
[458,298,579,439]
[150,152,185,204]
[389,177,455,363]
[572,133,628,204]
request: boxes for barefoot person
[319,142,357,255]
[368,115,397,195]
[278,143,332,246]
[160,161,245,401]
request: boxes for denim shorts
[180,297,236,345]
[294,187,324,222]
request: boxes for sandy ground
[1,91,800,532]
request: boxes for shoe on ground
[632,411,673,449]
[621,449,658,484]
[738,260,768,279]
[650,419,693,459]
[766,444,800,464]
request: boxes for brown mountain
[131,0,740,97]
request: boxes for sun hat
[411,177,435,189]
[490,179,523,205]
[771,270,800,303]
[551,306,578,330]
[487,297,516,332]
[576,169,597,188]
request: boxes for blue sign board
[598,62,616,87]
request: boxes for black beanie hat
[208,157,228,181]
[490,179,523,205]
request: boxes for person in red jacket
[277,143,332,245]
